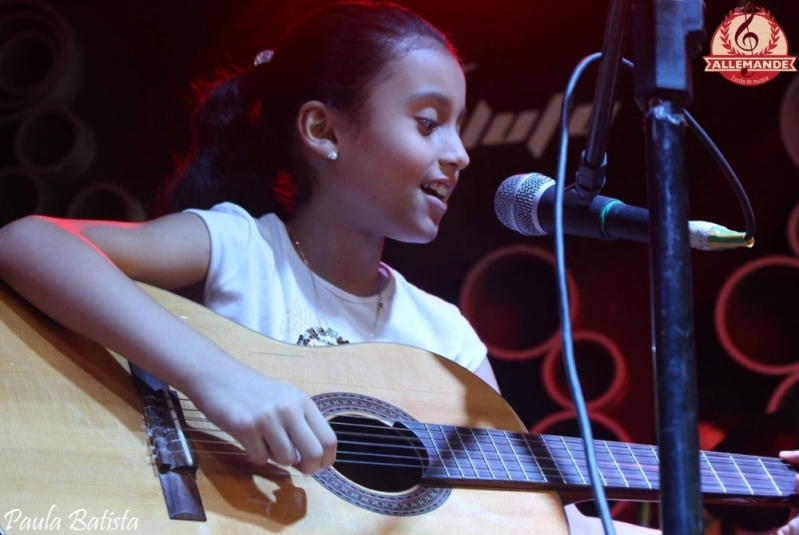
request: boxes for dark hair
[153,1,458,220]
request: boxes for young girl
[4,1,780,533]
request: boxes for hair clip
[253,49,275,66]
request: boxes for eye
[416,117,440,133]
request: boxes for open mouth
[421,183,448,202]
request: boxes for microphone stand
[634,1,705,534]
[572,0,706,533]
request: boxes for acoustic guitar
[0,282,795,534]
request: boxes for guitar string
[160,404,796,483]
[172,398,795,484]
[173,411,796,472]
[151,422,795,490]
[164,444,796,494]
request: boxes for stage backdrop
[2,0,799,523]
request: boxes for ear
[296,100,340,160]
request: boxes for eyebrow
[408,91,467,121]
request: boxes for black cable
[618,58,757,241]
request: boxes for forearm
[564,504,660,534]
[0,216,231,396]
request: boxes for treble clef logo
[734,2,759,76]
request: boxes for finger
[780,451,799,463]
[238,428,271,465]
[286,418,325,474]
[305,405,337,469]
[259,420,298,467]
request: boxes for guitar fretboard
[402,423,797,503]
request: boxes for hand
[185,359,337,475]
[775,451,799,535]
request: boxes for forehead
[367,47,466,112]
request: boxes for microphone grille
[494,173,552,236]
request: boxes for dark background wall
[3,0,799,527]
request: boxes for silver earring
[327,149,338,161]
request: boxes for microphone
[495,173,754,251]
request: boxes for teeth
[423,183,448,199]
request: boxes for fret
[625,442,652,489]
[603,441,629,488]
[726,455,794,495]
[544,435,586,485]
[449,426,486,479]
[729,454,754,495]
[421,424,458,479]
[483,429,514,481]
[701,451,727,493]
[501,433,550,482]
[628,444,660,485]
[460,428,495,481]
[519,434,550,483]
[706,451,778,495]
[500,431,531,482]
[411,422,798,505]
[602,441,648,488]
[559,435,589,485]
[560,437,629,488]
[535,434,576,484]
[759,457,783,496]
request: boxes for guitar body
[0,282,569,534]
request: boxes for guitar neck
[403,422,798,505]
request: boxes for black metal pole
[632,0,705,533]
[645,99,702,535]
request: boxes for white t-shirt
[185,202,487,372]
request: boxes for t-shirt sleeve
[454,311,489,373]
[184,202,255,300]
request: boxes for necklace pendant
[297,326,350,347]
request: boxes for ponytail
[153,64,296,220]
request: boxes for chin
[393,223,440,244]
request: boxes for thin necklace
[289,225,384,341]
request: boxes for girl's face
[325,45,469,243]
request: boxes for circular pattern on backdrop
[0,166,54,225]
[767,372,799,414]
[715,256,799,375]
[0,0,83,122]
[460,244,580,361]
[788,201,799,258]
[14,106,96,182]
[66,183,146,222]
[780,75,799,170]
[542,330,628,410]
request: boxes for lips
[420,180,454,204]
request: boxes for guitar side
[0,281,569,534]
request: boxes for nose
[441,129,470,174]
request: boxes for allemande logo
[703,2,796,86]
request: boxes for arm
[776,451,799,535]
[474,357,500,393]
[564,504,660,534]
[0,214,335,474]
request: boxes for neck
[289,206,386,297]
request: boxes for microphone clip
[573,151,608,206]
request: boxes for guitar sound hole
[330,415,427,493]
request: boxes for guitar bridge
[141,389,197,474]
[130,362,206,522]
